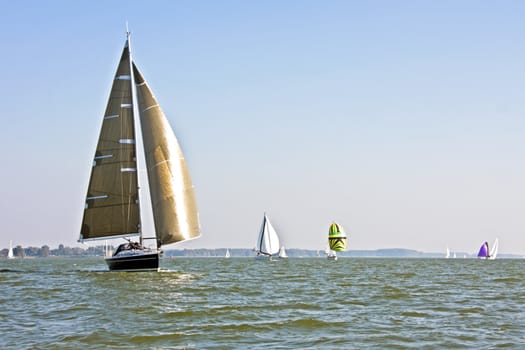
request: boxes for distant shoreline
[163,248,524,259]
[3,246,523,259]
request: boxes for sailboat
[325,245,337,260]
[477,241,489,259]
[78,33,201,271]
[225,249,231,258]
[254,213,280,259]
[7,240,14,259]
[278,246,288,259]
[327,222,347,260]
[477,238,499,260]
[445,247,450,259]
[489,238,499,260]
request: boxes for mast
[126,29,144,246]
[258,214,267,253]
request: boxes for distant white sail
[279,246,288,259]
[255,213,280,257]
[7,240,14,259]
[489,238,499,260]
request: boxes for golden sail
[133,64,200,246]
[80,40,140,240]
[79,33,200,271]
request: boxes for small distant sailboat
[254,213,280,259]
[477,241,489,259]
[225,249,231,258]
[489,238,499,260]
[326,222,347,260]
[446,247,450,259]
[325,246,337,260]
[278,246,288,259]
[78,33,201,271]
[477,238,499,260]
[7,240,14,259]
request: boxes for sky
[1,0,524,255]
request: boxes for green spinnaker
[328,222,347,252]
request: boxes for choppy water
[1,257,524,349]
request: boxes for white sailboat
[325,246,337,260]
[446,247,450,259]
[488,238,499,260]
[7,240,14,259]
[225,249,231,258]
[254,213,280,259]
[278,246,288,259]
[78,33,201,271]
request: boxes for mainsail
[328,222,347,252]
[80,40,140,241]
[79,35,200,252]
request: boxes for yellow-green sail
[328,222,347,252]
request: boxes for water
[1,257,524,349]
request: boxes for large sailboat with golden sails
[79,33,201,271]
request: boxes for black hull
[105,251,160,272]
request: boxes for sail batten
[86,195,109,200]
[94,154,113,160]
[142,104,159,112]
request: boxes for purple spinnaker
[477,242,489,258]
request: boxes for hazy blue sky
[1,0,524,254]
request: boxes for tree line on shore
[2,245,431,258]
[7,246,519,258]
[1,244,110,258]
